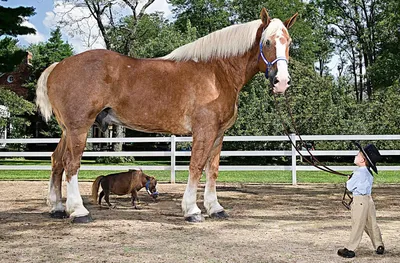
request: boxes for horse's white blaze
[66,171,89,217]
[204,181,224,215]
[47,175,64,212]
[274,30,290,93]
[182,180,202,217]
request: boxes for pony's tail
[36,62,59,122]
[91,175,104,204]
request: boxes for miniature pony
[91,169,158,209]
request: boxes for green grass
[1,158,398,183]
[0,169,398,184]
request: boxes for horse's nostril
[273,77,279,85]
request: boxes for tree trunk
[358,51,363,102]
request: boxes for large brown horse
[36,8,297,223]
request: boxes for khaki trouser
[347,195,384,251]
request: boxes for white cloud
[44,1,106,53]
[18,21,46,44]
[146,0,172,18]
[43,0,172,54]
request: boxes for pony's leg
[203,136,228,219]
[104,191,112,207]
[63,129,92,222]
[48,134,67,218]
[182,128,219,222]
[131,190,138,209]
[98,191,104,205]
[101,182,112,207]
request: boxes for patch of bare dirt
[0,181,399,263]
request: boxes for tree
[25,28,74,138]
[0,3,36,72]
[111,12,197,58]
[169,0,232,37]
[369,0,400,89]
[0,89,35,141]
[28,28,74,80]
[56,0,157,54]
[310,0,389,101]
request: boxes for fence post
[170,135,176,184]
[290,133,297,185]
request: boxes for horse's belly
[121,112,192,135]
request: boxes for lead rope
[273,93,353,209]
[283,93,349,176]
[273,94,348,176]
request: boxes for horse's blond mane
[162,19,285,62]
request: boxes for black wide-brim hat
[353,141,382,174]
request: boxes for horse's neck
[217,44,260,93]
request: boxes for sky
[2,1,340,75]
[2,0,172,53]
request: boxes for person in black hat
[337,142,384,258]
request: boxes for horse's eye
[265,40,271,47]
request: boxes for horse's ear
[284,12,298,29]
[260,8,270,26]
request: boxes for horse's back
[106,171,137,195]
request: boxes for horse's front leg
[48,134,67,219]
[64,130,92,223]
[182,124,219,222]
[131,190,139,209]
[204,136,228,219]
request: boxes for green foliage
[24,28,74,138]
[0,4,36,72]
[109,13,197,58]
[0,5,36,37]
[28,28,74,78]
[369,0,400,89]
[169,0,232,37]
[0,37,27,72]
[95,156,136,164]
[0,89,35,140]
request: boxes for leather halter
[259,39,288,78]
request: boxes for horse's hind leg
[203,136,228,219]
[48,133,67,218]
[63,128,92,222]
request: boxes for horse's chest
[221,99,238,130]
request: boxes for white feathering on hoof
[36,62,59,122]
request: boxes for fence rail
[1,135,400,184]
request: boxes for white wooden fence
[1,134,400,185]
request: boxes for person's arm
[346,172,359,192]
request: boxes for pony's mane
[162,19,285,62]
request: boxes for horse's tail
[36,62,59,122]
[91,175,104,204]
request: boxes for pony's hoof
[184,214,204,223]
[71,214,93,223]
[210,210,229,219]
[50,210,68,219]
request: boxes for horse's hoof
[71,214,93,223]
[50,210,68,219]
[184,214,204,223]
[210,210,229,219]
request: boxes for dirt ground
[0,181,399,263]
